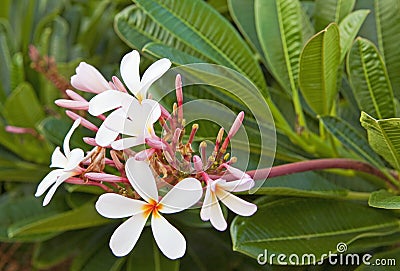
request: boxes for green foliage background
[1,0,400,270]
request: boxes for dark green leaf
[231,198,399,264]
[314,0,356,31]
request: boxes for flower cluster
[35,50,257,259]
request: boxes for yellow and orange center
[142,199,163,218]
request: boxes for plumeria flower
[35,119,84,206]
[200,176,257,231]
[71,62,112,94]
[95,158,203,259]
[88,50,170,147]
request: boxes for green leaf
[355,246,400,271]
[114,5,204,60]
[2,82,45,127]
[360,111,400,170]
[8,201,110,237]
[251,171,348,198]
[347,37,395,119]
[255,0,312,95]
[143,42,205,64]
[0,160,49,182]
[373,0,400,99]
[0,20,13,100]
[299,23,341,115]
[231,197,399,264]
[320,116,385,167]
[314,0,356,31]
[368,190,400,209]
[32,229,95,269]
[0,194,68,242]
[132,0,267,92]
[339,10,370,62]
[228,0,265,61]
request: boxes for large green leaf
[369,190,400,209]
[255,0,313,95]
[355,246,400,270]
[8,201,110,237]
[251,171,348,198]
[314,0,356,31]
[143,42,205,64]
[2,82,45,127]
[320,116,384,168]
[299,23,340,115]
[231,197,400,264]
[114,5,204,60]
[339,10,370,62]
[373,0,400,99]
[347,38,395,119]
[130,0,267,92]
[228,0,265,61]
[360,111,400,170]
[0,194,69,242]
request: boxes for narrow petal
[151,214,185,259]
[125,158,158,202]
[209,192,227,231]
[42,172,72,206]
[96,193,146,218]
[120,50,141,96]
[95,123,119,147]
[109,213,148,257]
[63,119,81,157]
[111,136,143,150]
[159,178,202,214]
[35,169,63,197]
[225,165,250,180]
[139,58,171,99]
[88,90,133,116]
[216,188,257,216]
[217,178,255,192]
[71,62,110,93]
[65,148,84,171]
[50,147,68,168]
[200,184,212,221]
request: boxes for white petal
[217,178,255,192]
[141,99,162,123]
[50,147,68,168]
[104,115,139,136]
[42,172,72,206]
[216,189,257,216]
[120,50,141,96]
[111,136,144,150]
[96,193,146,218]
[209,192,227,231]
[125,158,158,202]
[109,213,148,257]
[151,214,185,259]
[139,58,171,99]
[88,90,133,116]
[159,178,202,214]
[65,148,84,171]
[95,122,119,147]
[200,184,212,221]
[63,119,81,157]
[71,62,110,93]
[35,169,63,197]
[225,165,250,180]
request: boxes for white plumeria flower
[95,158,203,259]
[35,119,84,206]
[71,62,111,94]
[88,50,170,147]
[200,177,257,231]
